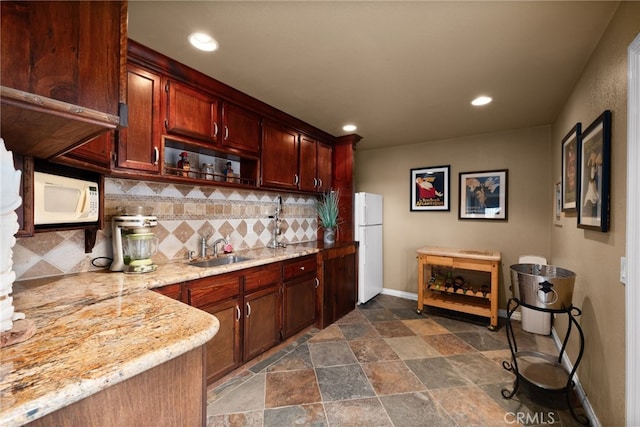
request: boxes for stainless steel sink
[190,255,252,268]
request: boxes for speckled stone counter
[0,242,324,426]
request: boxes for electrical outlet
[620,256,627,285]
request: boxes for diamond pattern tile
[14,177,319,280]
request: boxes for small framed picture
[577,110,611,232]
[459,169,508,220]
[410,165,450,211]
[561,123,581,212]
[554,181,562,226]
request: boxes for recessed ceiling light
[471,96,493,106]
[188,32,218,52]
[342,124,357,132]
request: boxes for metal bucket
[510,264,577,310]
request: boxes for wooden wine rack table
[416,246,501,330]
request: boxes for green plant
[316,190,340,229]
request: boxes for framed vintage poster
[459,169,508,220]
[577,110,611,232]
[561,123,581,212]
[410,165,450,211]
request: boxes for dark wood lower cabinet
[243,284,281,361]
[203,298,242,382]
[318,244,358,329]
[282,255,318,338]
[153,247,356,385]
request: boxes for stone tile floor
[206,294,588,426]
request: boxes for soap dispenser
[223,235,233,253]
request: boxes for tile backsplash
[13,178,318,280]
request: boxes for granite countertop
[0,242,328,426]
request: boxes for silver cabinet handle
[318,178,322,189]
[313,178,318,187]
[294,174,299,185]
[246,302,251,317]
[235,305,241,321]
[213,122,219,138]
[153,147,159,165]
[315,277,320,288]
[225,126,229,140]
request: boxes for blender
[111,207,159,273]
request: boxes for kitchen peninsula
[0,242,350,426]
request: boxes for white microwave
[34,171,100,225]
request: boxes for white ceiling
[128,1,619,150]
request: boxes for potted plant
[316,190,340,245]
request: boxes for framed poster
[459,169,508,220]
[410,165,450,211]
[577,110,611,232]
[561,123,581,212]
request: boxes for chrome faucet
[267,195,286,249]
[211,237,228,256]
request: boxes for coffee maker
[111,207,158,273]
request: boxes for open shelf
[163,137,258,187]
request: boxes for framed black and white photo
[577,110,611,232]
[459,169,508,220]
[561,123,581,212]
[410,165,450,211]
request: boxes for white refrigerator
[354,192,383,304]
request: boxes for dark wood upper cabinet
[317,141,333,193]
[0,1,126,159]
[164,79,219,142]
[299,134,318,192]
[261,121,300,190]
[115,65,162,173]
[221,103,261,154]
[299,135,333,193]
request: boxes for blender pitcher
[122,233,159,273]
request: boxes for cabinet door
[283,276,317,338]
[116,65,161,172]
[186,273,242,383]
[202,298,242,383]
[323,250,357,325]
[298,134,318,192]
[62,132,112,169]
[222,103,261,154]
[261,121,299,190]
[153,283,183,301]
[165,80,219,142]
[334,252,357,321]
[243,284,281,361]
[316,141,332,193]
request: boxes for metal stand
[501,297,588,425]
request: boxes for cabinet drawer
[425,255,454,267]
[244,263,281,292]
[187,275,241,308]
[283,256,317,281]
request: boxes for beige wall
[355,3,639,425]
[355,125,552,308]
[550,3,639,425]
